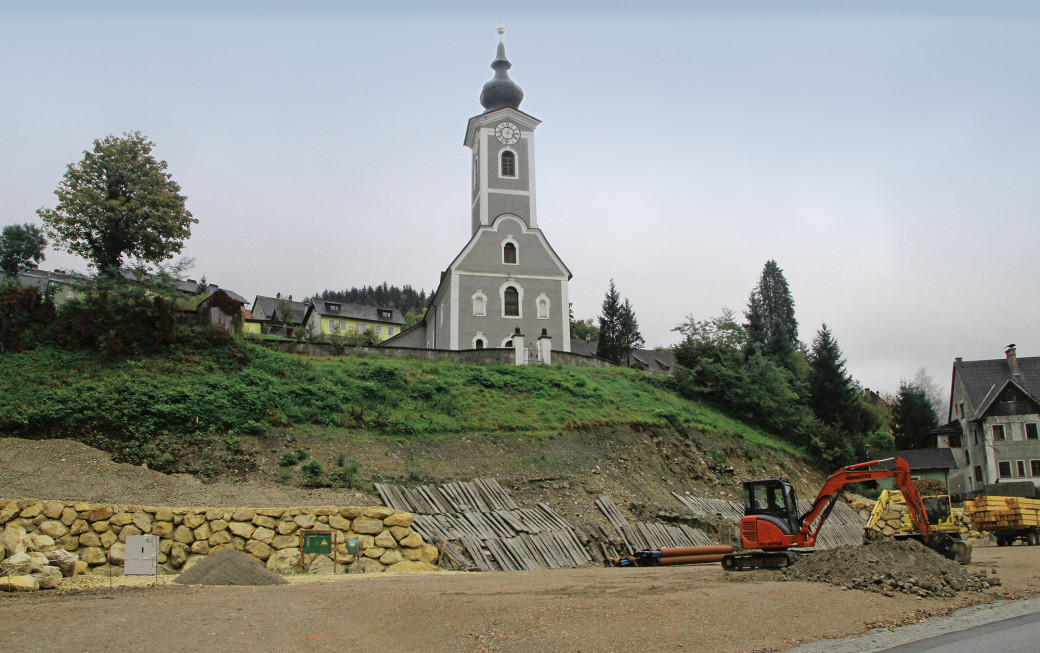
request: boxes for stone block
[388,560,432,573]
[276,521,298,535]
[91,520,110,533]
[421,544,439,564]
[251,526,275,544]
[193,522,211,541]
[42,502,65,520]
[81,547,106,566]
[119,525,142,543]
[108,543,126,566]
[0,575,39,592]
[270,535,298,550]
[70,520,89,536]
[389,526,410,542]
[383,511,414,528]
[38,521,69,539]
[159,539,173,554]
[109,513,134,527]
[245,540,272,560]
[82,507,113,522]
[152,522,174,539]
[209,519,228,533]
[352,517,383,535]
[252,515,277,529]
[228,522,255,539]
[55,535,80,551]
[73,560,89,575]
[232,537,246,551]
[2,524,29,557]
[399,532,423,548]
[183,513,206,529]
[339,506,365,519]
[205,509,223,520]
[78,531,101,547]
[375,531,397,549]
[173,525,195,544]
[379,549,403,565]
[349,558,385,574]
[169,542,190,568]
[154,508,174,522]
[4,552,33,573]
[208,531,232,547]
[328,514,352,531]
[0,504,19,526]
[60,508,78,526]
[293,514,316,529]
[231,509,254,522]
[256,508,285,518]
[364,507,395,520]
[132,512,154,533]
[20,503,44,519]
[363,547,386,559]
[99,531,118,549]
[401,547,422,561]
[191,540,210,555]
[266,548,300,574]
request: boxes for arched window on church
[472,291,487,316]
[475,338,484,350]
[504,286,519,317]
[501,150,516,177]
[536,294,550,319]
[503,242,517,265]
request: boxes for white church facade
[385,30,571,358]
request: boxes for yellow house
[302,300,405,342]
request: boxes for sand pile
[780,539,998,597]
[174,547,288,586]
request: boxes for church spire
[479,27,524,112]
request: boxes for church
[385,29,572,357]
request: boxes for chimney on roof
[276,292,281,299]
[955,357,962,362]
[288,295,293,302]
[1006,344,1020,374]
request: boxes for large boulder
[30,534,56,552]
[384,512,414,528]
[28,551,49,572]
[0,574,39,592]
[244,540,271,560]
[251,526,275,544]
[47,549,79,577]
[108,542,127,566]
[4,552,33,573]
[228,522,255,539]
[81,547,106,566]
[39,520,69,539]
[35,566,63,589]
[306,555,335,574]
[352,517,384,535]
[169,542,191,569]
[348,557,385,574]
[266,548,300,574]
[388,560,434,574]
[2,524,29,557]
[132,511,154,533]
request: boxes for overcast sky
[2,1,1037,401]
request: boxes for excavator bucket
[925,532,972,564]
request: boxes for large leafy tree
[38,132,196,277]
[0,223,47,277]
[596,279,644,365]
[893,381,940,449]
[744,259,799,365]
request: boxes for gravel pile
[780,538,998,598]
[174,547,288,586]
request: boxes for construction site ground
[5,437,1040,651]
[2,546,1038,652]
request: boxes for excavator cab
[921,495,952,526]
[742,479,801,536]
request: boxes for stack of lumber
[964,496,1040,530]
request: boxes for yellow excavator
[864,490,961,540]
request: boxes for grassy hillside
[0,331,804,475]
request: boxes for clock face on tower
[495,121,521,145]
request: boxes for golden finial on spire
[497,26,505,40]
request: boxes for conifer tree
[808,323,855,427]
[744,260,799,365]
[596,280,643,365]
[893,381,940,449]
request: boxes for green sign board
[302,531,333,555]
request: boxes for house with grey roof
[303,300,405,342]
[871,448,959,492]
[940,344,1040,496]
[250,294,309,336]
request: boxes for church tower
[464,27,541,235]
[383,29,571,355]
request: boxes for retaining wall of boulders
[0,498,440,591]
[847,496,983,544]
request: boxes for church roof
[479,28,524,112]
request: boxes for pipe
[655,554,727,565]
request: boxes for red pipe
[656,545,734,557]
[656,554,726,565]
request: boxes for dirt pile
[173,547,288,586]
[780,539,999,597]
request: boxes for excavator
[864,490,960,541]
[721,457,972,570]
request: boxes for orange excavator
[721,457,971,570]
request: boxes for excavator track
[721,550,802,571]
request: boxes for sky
[2,1,1038,402]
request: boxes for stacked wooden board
[375,479,718,571]
[964,496,1040,530]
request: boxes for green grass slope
[0,332,804,469]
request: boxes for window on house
[973,426,979,446]
[993,425,1006,441]
[1031,460,1040,477]
[1027,423,1039,440]
[501,150,516,177]
[974,465,983,482]
[475,339,484,350]
[503,242,517,264]
[998,461,1012,478]
[504,340,513,348]
[388,327,394,336]
[504,286,519,317]
[374,325,382,336]
[379,309,391,319]
[327,303,341,312]
[948,433,962,448]
[355,323,366,334]
[1017,460,1027,478]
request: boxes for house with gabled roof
[303,300,405,342]
[940,344,1040,496]
[250,293,309,336]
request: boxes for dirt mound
[781,539,998,597]
[174,546,288,586]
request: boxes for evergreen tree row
[315,283,429,315]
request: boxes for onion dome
[479,27,524,112]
